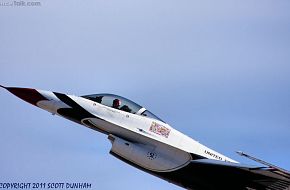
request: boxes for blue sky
[1,0,290,189]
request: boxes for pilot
[112,99,121,109]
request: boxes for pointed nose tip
[2,86,48,106]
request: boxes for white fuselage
[36,90,237,167]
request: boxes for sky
[0,0,290,189]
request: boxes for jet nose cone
[1,85,48,106]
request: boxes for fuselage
[1,86,238,188]
[40,89,236,161]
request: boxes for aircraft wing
[162,153,290,190]
[192,159,289,190]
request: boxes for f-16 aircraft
[1,85,290,190]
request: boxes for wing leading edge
[237,151,290,178]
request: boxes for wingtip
[0,85,7,89]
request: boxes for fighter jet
[1,85,290,190]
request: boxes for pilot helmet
[113,99,121,108]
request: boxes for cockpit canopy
[81,93,164,122]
